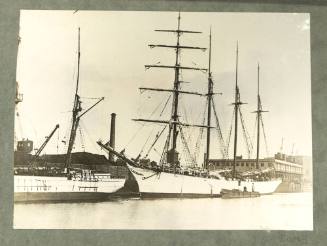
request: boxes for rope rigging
[178,124,196,166]
[56,126,60,154]
[137,128,156,158]
[125,124,145,149]
[159,127,171,166]
[144,125,167,159]
[159,95,171,117]
[78,125,85,152]
[180,96,196,146]
[212,99,228,158]
[226,107,235,156]
[180,95,190,125]
[126,94,171,149]
[252,114,258,158]
[79,120,99,153]
[239,108,254,158]
[149,94,169,119]
[260,115,270,157]
[62,115,73,146]
[193,99,207,163]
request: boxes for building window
[251,163,254,167]
[261,163,264,167]
[236,163,239,166]
[246,163,249,167]
[241,163,244,167]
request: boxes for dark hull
[140,192,221,199]
[221,189,260,199]
[14,192,114,203]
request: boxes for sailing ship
[97,13,281,198]
[14,28,125,202]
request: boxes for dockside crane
[29,124,60,167]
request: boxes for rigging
[144,12,207,169]
[64,28,104,175]
[239,108,253,159]
[253,63,269,167]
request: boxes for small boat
[220,188,260,199]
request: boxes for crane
[29,124,59,166]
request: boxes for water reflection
[14,193,312,230]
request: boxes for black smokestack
[109,113,116,162]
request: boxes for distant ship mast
[254,63,268,169]
[133,12,209,169]
[232,43,246,178]
[205,29,213,170]
[64,28,104,175]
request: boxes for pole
[171,12,181,166]
[232,42,239,179]
[65,28,82,173]
[205,28,213,170]
[256,63,261,169]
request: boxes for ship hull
[14,191,112,203]
[14,175,126,202]
[127,164,282,198]
[140,192,221,198]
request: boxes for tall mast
[205,28,213,169]
[65,28,82,173]
[134,12,207,167]
[64,28,104,175]
[171,12,182,158]
[256,63,260,169]
[232,43,241,178]
[254,63,268,169]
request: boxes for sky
[15,11,311,164]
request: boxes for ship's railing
[71,170,112,182]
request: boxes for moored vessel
[14,28,125,202]
[220,189,260,199]
[96,13,281,197]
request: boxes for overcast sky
[15,11,311,163]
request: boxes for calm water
[14,192,312,230]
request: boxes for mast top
[139,12,209,167]
[208,27,212,76]
[235,41,239,88]
[154,13,202,35]
[75,27,81,96]
[257,62,260,96]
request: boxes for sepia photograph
[13,10,312,230]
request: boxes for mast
[232,43,242,178]
[171,12,182,157]
[137,12,207,167]
[205,28,213,170]
[65,28,82,173]
[254,63,268,169]
[256,64,260,169]
[64,28,104,175]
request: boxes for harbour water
[14,192,312,230]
